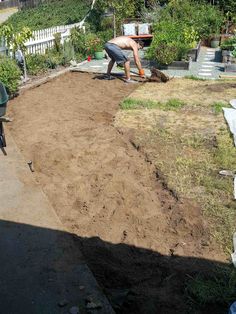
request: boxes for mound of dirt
[8,73,226,313]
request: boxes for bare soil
[8,73,228,313]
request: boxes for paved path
[0,129,114,313]
[74,46,233,80]
[0,7,18,24]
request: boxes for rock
[58,299,69,307]
[69,306,80,314]
[86,301,102,310]
[106,288,129,310]
[70,60,77,67]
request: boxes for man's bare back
[108,36,138,50]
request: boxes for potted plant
[86,35,105,60]
[210,34,221,48]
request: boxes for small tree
[96,0,144,36]
[0,25,32,82]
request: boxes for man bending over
[104,36,145,83]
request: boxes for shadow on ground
[0,219,234,314]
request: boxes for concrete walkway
[0,129,114,313]
[0,7,18,24]
[74,46,233,80]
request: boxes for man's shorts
[104,43,129,66]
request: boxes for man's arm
[133,46,142,72]
[132,44,145,77]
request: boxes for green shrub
[146,20,192,64]
[62,40,75,65]
[186,267,236,310]
[97,29,113,44]
[69,28,106,57]
[148,0,224,40]
[45,52,63,69]
[26,54,48,75]
[69,27,87,55]
[221,36,236,50]
[0,56,21,95]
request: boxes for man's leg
[124,60,131,80]
[107,59,115,76]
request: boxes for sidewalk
[74,46,232,80]
[0,7,18,24]
[0,129,114,313]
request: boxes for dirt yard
[8,73,232,313]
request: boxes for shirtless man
[104,36,145,83]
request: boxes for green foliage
[0,25,14,50]
[53,33,62,53]
[96,29,113,45]
[212,101,230,115]
[62,40,75,65]
[0,56,21,95]
[121,98,186,110]
[184,75,206,81]
[96,0,144,35]
[0,24,32,54]
[148,0,224,39]
[220,36,236,51]
[146,20,193,64]
[12,27,32,53]
[145,0,224,64]
[5,0,90,32]
[86,34,104,53]
[70,27,87,55]
[45,51,63,69]
[217,0,236,14]
[25,54,48,75]
[69,28,105,57]
[186,267,236,310]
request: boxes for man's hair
[137,40,144,49]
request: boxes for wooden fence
[0,0,19,10]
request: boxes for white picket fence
[25,22,85,54]
[0,21,85,55]
[0,0,97,55]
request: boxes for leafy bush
[26,54,48,75]
[97,29,113,44]
[146,20,193,64]
[69,28,106,57]
[45,51,63,69]
[70,27,87,56]
[186,267,236,311]
[62,40,75,65]
[146,0,225,64]
[147,0,224,39]
[0,56,21,95]
[221,36,236,50]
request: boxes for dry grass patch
[116,78,236,253]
